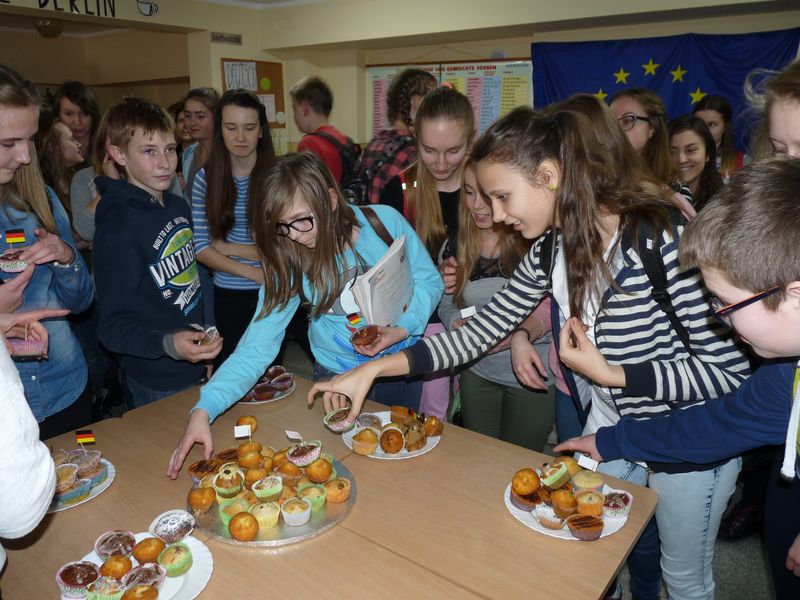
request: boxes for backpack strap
[308,130,351,151]
[637,221,695,356]
[537,229,556,286]
[360,206,394,248]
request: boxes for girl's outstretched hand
[352,326,407,358]
[559,317,625,388]
[553,434,603,462]
[308,361,381,418]
[167,409,213,479]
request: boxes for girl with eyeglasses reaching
[167,151,443,478]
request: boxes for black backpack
[538,217,694,355]
[340,133,412,205]
[308,131,362,188]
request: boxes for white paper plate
[238,381,296,405]
[503,483,628,541]
[341,410,441,460]
[49,459,116,514]
[64,532,213,600]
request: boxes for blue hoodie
[195,204,444,421]
[596,358,796,466]
[93,176,207,390]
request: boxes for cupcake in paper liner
[534,504,565,530]
[56,560,100,598]
[56,463,79,494]
[219,498,249,529]
[121,563,167,589]
[0,249,27,273]
[71,450,102,477]
[157,543,193,577]
[281,498,311,526]
[252,474,283,501]
[250,501,281,529]
[58,478,92,505]
[298,484,327,511]
[603,489,633,519]
[85,576,125,600]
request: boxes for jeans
[601,456,741,600]
[313,363,422,412]
[122,371,198,409]
[555,388,583,442]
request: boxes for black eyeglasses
[617,114,651,131]
[710,285,782,325]
[276,215,315,237]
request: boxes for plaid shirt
[359,129,416,205]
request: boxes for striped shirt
[191,169,261,290]
[407,224,751,420]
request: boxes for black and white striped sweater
[406,225,750,419]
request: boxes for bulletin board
[221,58,288,154]
[367,60,532,139]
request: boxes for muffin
[351,324,380,346]
[52,448,70,466]
[85,462,109,488]
[288,441,322,467]
[58,478,92,505]
[244,466,270,490]
[281,498,312,526]
[379,424,405,454]
[85,575,125,600]
[603,490,633,519]
[56,561,100,598]
[351,427,379,455]
[94,530,136,561]
[132,537,166,564]
[250,501,281,529]
[576,490,605,517]
[100,555,132,580]
[305,458,332,483]
[324,407,356,433]
[551,455,582,477]
[511,468,540,496]
[235,414,258,434]
[390,405,416,426]
[69,450,102,477]
[237,441,263,459]
[572,470,604,493]
[540,462,570,490]
[229,511,259,542]
[299,484,328,511]
[120,585,158,600]
[188,487,216,515]
[252,475,283,501]
[188,458,221,482]
[566,514,604,541]
[56,463,79,494]
[219,498,250,528]
[423,415,444,437]
[324,478,351,503]
[213,466,244,499]
[275,461,303,488]
[271,372,294,391]
[157,543,193,577]
[215,447,239,463]
[355,413,382,430]
[550,489,578,519]
[272,448,290,468]
[120,564,166,590]
[404,421,427,452]
[0,249,27,273]
[150,510,195,544]
[534,504,565,530]
[237,451,264,470]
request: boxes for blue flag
[532,29,800,149]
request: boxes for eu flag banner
[532,29,800,149]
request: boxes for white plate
[503,483,628,541]
[49,459,116,514]
[341,411,441,460]
[238,381,296,405]
[64,532,213,600]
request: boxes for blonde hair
[251,152,362,318]
[405,87,474,255]
[745,60,800,160]
[0,64,57,234]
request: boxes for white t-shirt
[551,233,624,435]
[0,342,56,570]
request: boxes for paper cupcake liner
[298,484,328,511]
[8,337,44,358]
[56,561,100,599]
[85,576,125,600]
[249,501,281,529]
[281,499,312,526]
[157,543,193,577]
[58,478,92,505]
[252,475,283,500]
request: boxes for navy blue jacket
[93,176,206,390]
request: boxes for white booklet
[352,235,413,326]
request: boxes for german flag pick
[4,229,25,245]
[75,429,96,445]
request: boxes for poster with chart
[368,60,532,138]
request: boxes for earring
[547,183,557,191]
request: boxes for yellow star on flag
[642,58,659,76]
[689,86,707,104]
[613,67,630,84]
[594,88,608,102]
[670,65,687,82]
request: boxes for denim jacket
[0,188,93,421]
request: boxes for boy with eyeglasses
[93,98,222,408]
[556,158,800,599]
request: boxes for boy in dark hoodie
[555,159,800,599]
[93,98,222,408]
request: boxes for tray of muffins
[238,364,295,404]
[186,436,355,547]
[56,510,213,599]
[50,448,116,513]
[329,405,444,460]
[504,457,633,542]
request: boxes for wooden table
[2,378,657,599]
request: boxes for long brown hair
[252,152,361,318]
[471,97,671,319]
[404,87,474,255]
[610,88,678,186]
[693,95,737,176]
[205,89,276,240]
[0,64,57,234]
[453,159,528,306]
[668,115,723,211]
[38,121,79,213]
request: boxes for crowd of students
[2,56,800,598]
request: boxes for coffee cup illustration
[137,0,159,17]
